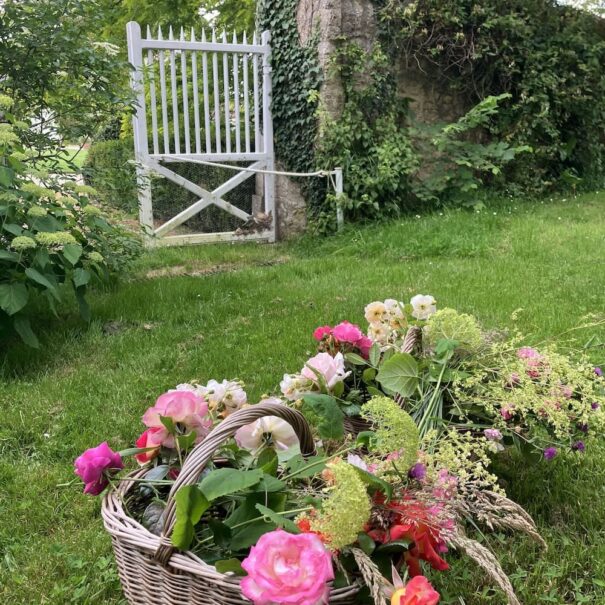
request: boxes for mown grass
[1,191,605,604]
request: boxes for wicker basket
[103,402,361,605]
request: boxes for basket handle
[154,402,315,564]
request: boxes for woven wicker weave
[103,402,360,605]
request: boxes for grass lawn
[1,191,605,604]
[37,146,89,174]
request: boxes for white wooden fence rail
[126,21,276,246]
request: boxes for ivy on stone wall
[256,0,325,218]
[375,0,605,191]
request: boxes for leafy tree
[0,0,132,165]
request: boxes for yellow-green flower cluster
[0,123,19,146]
[10,236,37,251]
[422,429,502,495]
[87,251,104,263]
[424,308,483,354]
[21,183,54,200]
[74,184,98,196]
[0,94,14,109]
[35,231,77,247]
[309,459,371,549]
[361,396,419,468]
[27,206,48,218]
[82,205,102,216]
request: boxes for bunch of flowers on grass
[74,294,605,605]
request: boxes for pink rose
[142,390,212,449]
[241,530,334,605]
[332,321,364,344]
[134,428,162,465]
[517,347,541,359]
[313,325,333,341]
[74,442,123,496]
[356,336,373,359]
[301,352,350,389]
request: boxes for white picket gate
[126,21,276,246]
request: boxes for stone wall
[272,0,466,238]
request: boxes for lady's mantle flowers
[240,529,334,605]
[74,442,123,495]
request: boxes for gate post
[261,31,276,243]
[126,21,154,237]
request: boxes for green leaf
[214,558,245,576]
[72,267,91,288]
[345,352,367,366]
[257,448,278,476]
[200,468,264,501]
[159,415,177,435]
[285,454,327,478]
[62,243,83,266]
[0,165,15,187]
[25,268,58,295]
[0,250,19,262]
[172,485,210,550]
[357,532,375,555]
[176,431,197,452]
[74,286,90,322]
[229,520,276,551]
[255,504,300,533]
[255,474,286,492]
[362,368,377,383]
[369,344,381,367]
[376,353,419,397]
[375,539,412,554]
[207,519,232,548]
[2,224,22,236]
[352,466,393,501]
[301,394,344,440]
[0,283,28,316]
[13,316,39,348]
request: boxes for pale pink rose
[142,390,212,449]
[235,415,299,454]
[301,352,350,389]
[313,325,333,341]
[410,294,436,320]
[332,321,364,344]
[241,530,334,605]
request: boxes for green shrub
[0,97,142,347]
[83,138,139,212]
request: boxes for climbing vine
[256,0,324,216]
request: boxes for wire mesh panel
[126,22,275,246]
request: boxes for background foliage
[377,0,605,191]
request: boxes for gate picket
[126,21,275,246]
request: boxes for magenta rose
[332,321,364,344]
[74,442,123,496]
[241,530,334,605]
[142,390,212,449]
[313,325,332,341]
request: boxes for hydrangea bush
[74,294,604,605]
[0,95,141,346]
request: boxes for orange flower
[391,576,440,605]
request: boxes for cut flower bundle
[76,295,605,605]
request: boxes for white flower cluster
[364,295,437,347]
[176,379,247,417]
